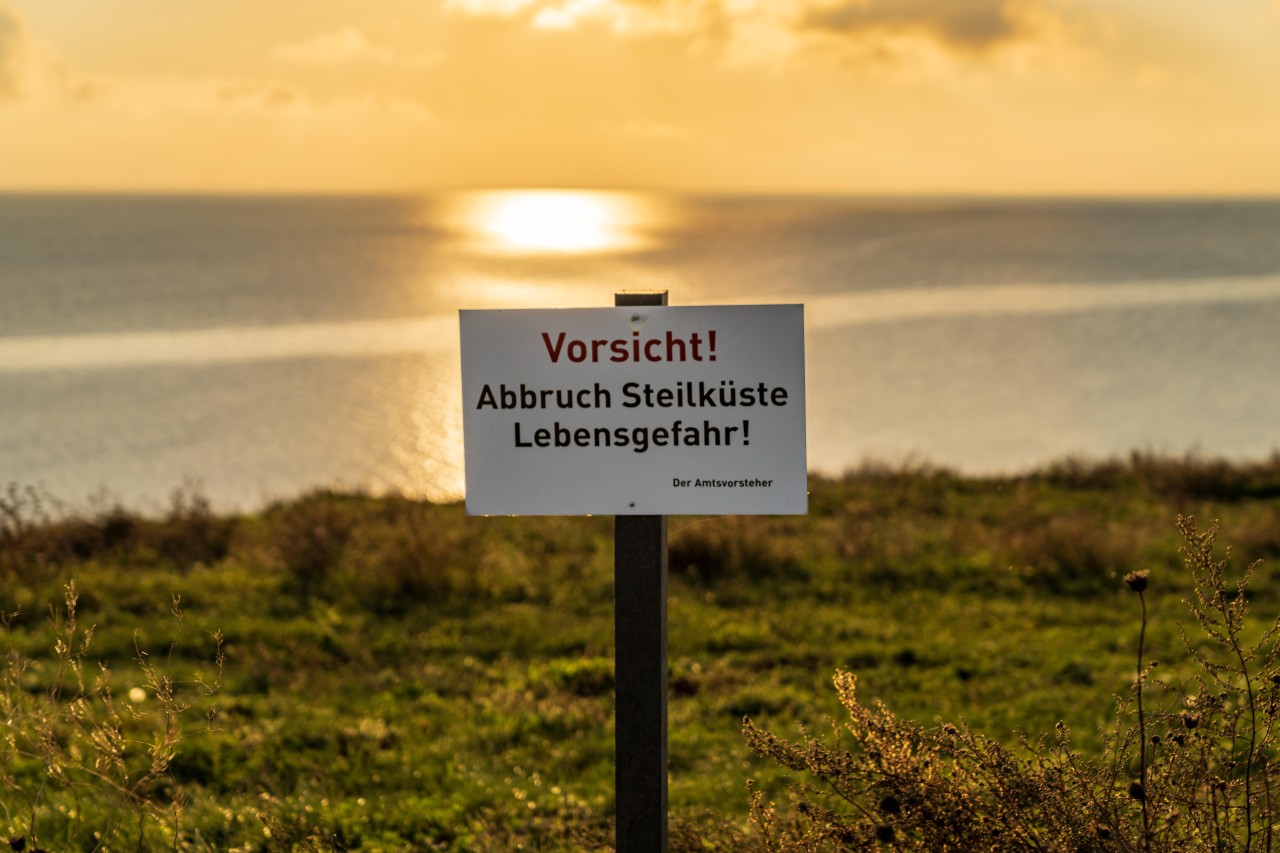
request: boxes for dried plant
[744,515,1280,851]
[1,582,224,850]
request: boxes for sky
[1,0,1279,195]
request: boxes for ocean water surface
[2,192,1279,512]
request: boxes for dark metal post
[614,290,669,852]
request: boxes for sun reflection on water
[399,361,467,504]
[452,190,657,255]
[401,190,670,501]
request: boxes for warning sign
[460,304,807,516]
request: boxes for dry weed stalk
[745,516,1280,851]
[1,582,224,850]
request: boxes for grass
[744,516,1280,849]
[1,452,1279,850]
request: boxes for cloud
[273,28,400,64]
[204,78,312,112]
[92,74,432,123]
[0,7,430,122]
[271,28,441,68]
[0,0,30,98]
[446,0,723,37]
[0,2,112,104]
[798,0,1038,53]
[444,0,1079,69]
[444,0,541,18]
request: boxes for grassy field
[2,453,1280,850]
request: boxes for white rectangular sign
[460,304,807,516]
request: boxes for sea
[3,191,1279,514]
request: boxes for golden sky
[2,0,1278,195]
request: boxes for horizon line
[3,186,1280,203]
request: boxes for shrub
[151,482,235,567]
[744,516,1280,850]
[342,498,492,608]
[0,482,234,579]
[269,492,356,601]
[1005,511,1138,594]
[0,484,94,578]
[670,517,802,584]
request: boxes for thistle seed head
[1124,570,1150,592]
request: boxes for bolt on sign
[460,304,807,516]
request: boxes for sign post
[459,295,806,851]
[612,290,669,851]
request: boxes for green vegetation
[744,516,1280,850]
[2,453,1279,850]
